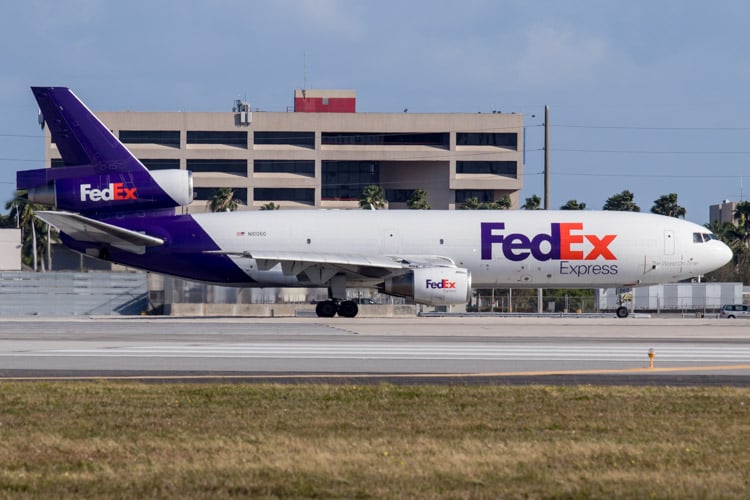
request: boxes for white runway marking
[1,318,750,377]
[14,342,750,363]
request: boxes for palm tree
[460,196,482,210]
[406,189,430,209]
[705,220,750,282]
[521,194,542,210]
[0,213,15,228]
[5,191,58,271]
[560,199,586,210]
[603,190,640,212]
[459,195,511,210]
[359,184,387,209]
[734,201,750,234]
[494,195,512,209]
[651,193,686,218]
[706,220,736,240]
[206,188,239,212]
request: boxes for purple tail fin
[17,87,192,216]
[32,87,137,168]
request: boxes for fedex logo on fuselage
[481,222,617,262]
[80,183,137,202]
[426,279,456,289]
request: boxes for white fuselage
[192,209,731,289]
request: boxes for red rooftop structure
[294,89,356,113]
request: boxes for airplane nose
[715,240,733,268]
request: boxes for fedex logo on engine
[80,183,137,202]
[481,222,617,262]
[426,278,456,289]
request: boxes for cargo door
[664,230,675,255]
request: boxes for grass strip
[0,382,748,498]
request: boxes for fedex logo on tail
[481,222,617,262]
[426,278,456,289]
[80,183,137,202]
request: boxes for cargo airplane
[17,87,733,318]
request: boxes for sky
[2,0,750,224]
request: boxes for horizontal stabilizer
[35,211,163,254]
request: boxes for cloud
[515,23,608,87]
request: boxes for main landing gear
[315,273,358,318]
[315,300,359,318]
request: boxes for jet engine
[21,167,193,213]
[149,169,194,207]
[380,267,471,305]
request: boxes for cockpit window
[694,232,719,243]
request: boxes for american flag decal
[236,231,245,237]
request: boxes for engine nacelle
[22,167,193,213]
[150,169,194,207]
[381,267,471,306]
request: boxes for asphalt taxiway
[0,316,749,385]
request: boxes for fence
[472,283,744,314]
[0,271,148,316]
[1,271,742,317]
[472,291,598,313]
[597,283,742,314]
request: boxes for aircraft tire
[616,306,629,318]
[337,300,359,318]
[315,300,338,318]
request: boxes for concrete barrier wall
[168,303,417,318]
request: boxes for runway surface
[1,316,749,385]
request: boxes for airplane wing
[205,250,458,281]
[35,211,164,255]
